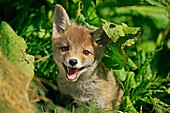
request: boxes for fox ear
[53,4,70,38]
[91,28,111,48]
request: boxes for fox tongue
[67,67,78,80]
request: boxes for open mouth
[63,63,84,81]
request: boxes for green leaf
[102,20,140,48]
[97,5,169,29]
[72,0,80,3]
[113,68,127,81]
[138,40,156,53]
[145,0,164,7]
[102,43,128,69]
[77,14,98,30]
[47,0,54,4]
[0,21,34,81]
[115,6,169,29]
[123,96,138,113]
[96,0,103,5]
[102,20,125,42]
[124,71,136,94]
[127,58,138,70]
[102,20,140,69]
[167,38,170,50]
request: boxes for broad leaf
[102,20,140,69]
[113,68,127,81]
[124,72,136,93]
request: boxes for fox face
[52,5,111,82]
[53,26,95,81]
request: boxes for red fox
[52,4,124,111]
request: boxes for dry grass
[0,53,36,113]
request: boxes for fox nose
[69,59,77,66]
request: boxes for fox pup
[52,4,124,111]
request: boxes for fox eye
[83,50,90,55]
[61,46,69,52]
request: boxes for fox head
[52,4,111,82]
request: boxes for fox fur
[52,4,123,111]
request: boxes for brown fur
[52,4,124,111]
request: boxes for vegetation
[0,0,170,113]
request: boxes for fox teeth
[62,63,86,81]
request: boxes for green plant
[0,0,169,112]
